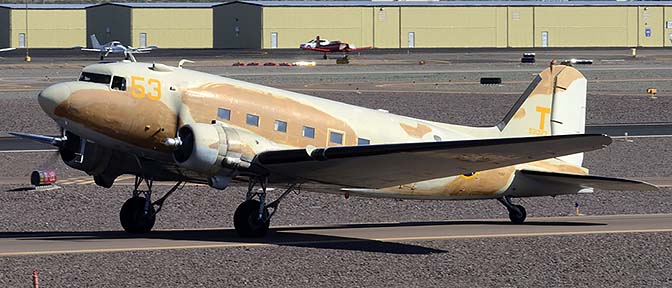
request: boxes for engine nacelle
[173,123,251,175]
[60,131,113,175]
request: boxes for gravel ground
[1,232,670,287]
[1,51,671,287]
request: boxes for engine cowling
[60,131,113,175]
[173,123,250,175]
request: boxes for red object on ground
[31,170,57,186]
[33,269,39,288]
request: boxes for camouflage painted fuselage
[38,61,589,200]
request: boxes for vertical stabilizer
[90,34,102,49]
[497,65,587,166]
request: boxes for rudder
[90,34,102,49]
[497,65,587,166]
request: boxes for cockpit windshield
[79,72,111,85]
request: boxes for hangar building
[86,2,219,49]
[0,4,89,48]
[214,0,672,49]
[2,1,672,49]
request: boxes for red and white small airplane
[300,36,372,59]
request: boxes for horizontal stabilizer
[255,134,611,188]
[519,169,658,191]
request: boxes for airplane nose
[38,83,71,117]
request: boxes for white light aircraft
[81,34,157,61]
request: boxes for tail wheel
[234,200,270,238]
[508,204,527,224]
[120,197,156,234]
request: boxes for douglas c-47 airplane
[11,61,657,237]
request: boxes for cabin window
[111,76,126,91]
[274,120,287,132]
[79,72,111,85]
[218,108,231,120]
[357,138,370,145]
[302,126,315,138]
[246,114,259,126]
[329,131,343,145]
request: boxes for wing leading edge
[254,134,612,188]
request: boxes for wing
[302,47,332,52]
[81,48,103,52]
[518,169,657,191]
[0,47,16,52]
[135,47,156,52]
[254,134,611,188]
[349,46,372,51]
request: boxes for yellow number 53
[131,76,161,101]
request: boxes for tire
[508,204,527,224]
[234,200,270,238]
[94,175,114,188]
[120,197,156,234]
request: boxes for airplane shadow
[0,219,605,255]
[0,229,444,255]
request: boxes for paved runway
[0,214,669,256]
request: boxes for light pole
[24,0,30,62]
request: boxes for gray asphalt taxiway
[1,214,670,257]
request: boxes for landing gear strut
[234,177,297,237]
[497,196,527,224]
[119,176,183,234]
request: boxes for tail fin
[498,65,587,166]
[90,34,102,49]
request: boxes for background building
[87,2,219,49]
[3,1,672,49]
[0,4,89,48]
[214,1,672,49]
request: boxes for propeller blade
[8,132,65,147]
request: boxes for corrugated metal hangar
[0,4,88,48]
[215,0,672,49]
[2,1,672,49]
[86,2,217,49]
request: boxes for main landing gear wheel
[497,196,527,224]
[508,204,527,224]
[119,196,155,234]
[234,178,298,238]
[119,176,184,234]
[234,200,270,238]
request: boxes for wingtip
[600,133,613,147]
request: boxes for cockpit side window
[79,72,111,85]
[111,76,126,91]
